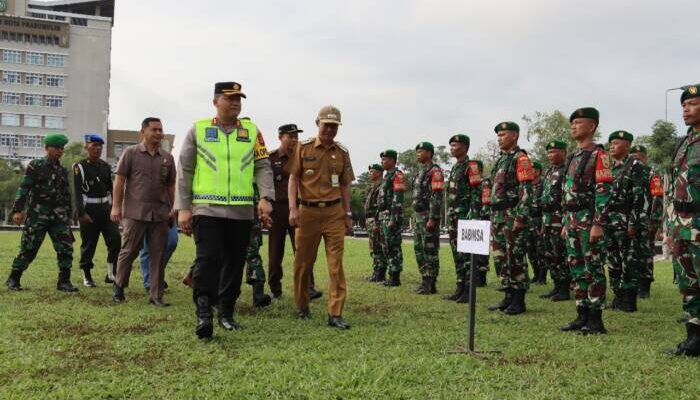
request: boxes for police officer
[365,164,385,281]
[5,134,78,292]
[73,134,121,287]
[175,82,274,339]
[487,122,534,315]
[378,149,406,287]
[412,142,444,295]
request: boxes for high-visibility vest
[192,118,257,205]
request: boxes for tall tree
[522,110,571,167]
[0,159,24,223]
[472,139,501,175]
[644,120,679,172]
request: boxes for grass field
[0,231,696,399]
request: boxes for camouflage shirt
[12,157,72,219]
[562,142,612,226]
[476,178,491,220]
[601,155,648,231]
[540,163,566,227]
[377,167,406,225]
[490,146,533,223]
[530,180,543,221]
[364,180,382,219]
[447,158,481,220]
[412,162,444,221]
[648,167,664,231]
[668,128,700,241]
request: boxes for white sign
[457,220,491,255]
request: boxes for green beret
[608,130,634,143]
[532,160,543,170]
[631,144,647,154]
[369,163,383,172]
[681,84,700,103]
[494,121,520,133]
[546,139,567,150]
[415,141,434,153]
[449,134,470,146]
[569,107,600,123]
[43,133,68,148]
[380,149,397,161]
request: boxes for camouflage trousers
[607,227,640,290]
[448,214,470,282]
[379,212,403,273]
[245,221,266,285]
[640,229,656,282]
[526,222,545,277]
[542,224,568,283]
[673,240,700,325]
[491,212,529,291]
[564,214,607,310]
[366,217,386,273]
[11,211,74,272]
[413,211,440,278]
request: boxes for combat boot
[503,289,527,315]
[550,280,571,302]
[366,269,383,282]
[455,282,470,303]
[638,279,651,299]
[560,306,589,332]
[56,269,78,292]
[430,277,437,294]
[488,288,513,311]
[442,280,464,301]
[476,270,487,287]
[382,271,401,287]
[620,288,638,313]
[579,309,607,335]
[415,276,432,295]
[5,269,23,291]
[540,281,558,299]
[112,283,125,303]
[195,296,213,339]
[252,282,272,308]
[82,268,96,288]
[674,323,700,357]
[538,268,548,285]
[610,288,623,310]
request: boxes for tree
[472,139,500,175]
[0,158,24,224]
[522,110,571,168]
[61,142,87,170]
[350,171,373,226]
[639,120,679,172]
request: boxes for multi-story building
[0,0,113,163]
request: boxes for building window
[24,94,43,106]
[0,133,19,147]
[45,116,64,129]
[45,95,63,108]
[26,52,44,65]
[45,75,64,87]
[1,113,20,127]
[21,135,42,148]
[46,54,65,67]
[1,92,20,105]
[3,50,21,63]
[25,73,43,86]
[23,115,42,128]
[2,71,21,84]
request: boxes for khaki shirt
[116,143,175,222]
[289,137,355,201]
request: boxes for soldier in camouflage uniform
[244,185,273,308]
[559,107,612,335]
[539,140,570,301]
[377,150,405,287]
[487,121,534,315]
[668,85,700,356]
[5,134,78,292]
[604,131,648,313]
[471,160,490,287]
[365,164,385,282]
[444,134,481,303]
[412,142,444,295]
[527,160,546,284]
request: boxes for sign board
[457,220,491,255]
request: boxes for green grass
[0,231,696,399]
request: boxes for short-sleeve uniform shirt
[289,137,354,201]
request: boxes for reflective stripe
[84,196,110,204]
[196,145,218,171]
[193,194,254,202]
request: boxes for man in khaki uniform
[289,105,355,329]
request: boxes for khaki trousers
[115,218,168,301]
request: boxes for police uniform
[73,134,121,287]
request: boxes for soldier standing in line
[5,134,78,292]
[475,165,492,285]
[559,107,612,335]
[412,142,444,295]
[487,122,534,315]
[73,134,121,287]
[377,150,406,287]
[365,164,385,282]
[539,140,570,301]
[527,160,546,284]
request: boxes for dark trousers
[115,218,168,301]
[192,216,252,319]
[78,204,121,270]
[267,202,315,296]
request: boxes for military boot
[455,281,470,303]
[430,277,437,294]
[366,269,383,282]
[476,270,487,287]
[416,276,432,295]
[620,288,638,313]
[488,288,513,311]
[382,271,401,287]
[560,306,589,332]
[442,280,464,301]
[674,323,700,357]
[82,268,96,288]
[610,288,623,310]
[5,269,23,291]
[252,282,272,308]
[503,289,527,315]
[218,297,243,331]
[56,269,78,292]
[195,296,213,339]
[579,309,607,335]
[550,280,571,302]
[638,279,651,299]
[540,281,558,299]
[538,268,548,285]
[112,283,125,303]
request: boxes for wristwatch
[345,211,352,216]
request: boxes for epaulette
[335,141,349,153]
[301,138,314,145]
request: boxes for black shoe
[367,269,385,282]
[443,280,465,301]
[476,271,487,287]
[296,309,311,320]
[674,323,700,357]
[550,280,571,302]
[149,298,170,307]
[328,315,351,330]
[503,289,527,315]
[112,284,125,303]
[638,279,651,299]
[218,316,243,331]
[455,282,470,304]
[252,282,272,308]
[620,288,638,313]
[382,271,401,287]
[579,309,607,335]
[431,277,437,294]
[560,306,589,332]
[610,288,622,310]
[82,269,96,288]
[272,291,282,299]
[309,288,323,300]
[56,270,78,292]
[5,270,23,291]
[416,277,432,295]
[488,289,513,311]
[540,283,558,299]
[196,317,213,339]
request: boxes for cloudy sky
[108,0,699,170]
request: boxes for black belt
[674,201,700,213]
[491,199,517,211]
[300,198,341,208]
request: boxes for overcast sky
[108,0,699,170]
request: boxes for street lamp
[666,85,691,122]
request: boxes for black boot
[610,288,623,310]
[195,296,213,339]
[638,279,651,299]
[488,289,513,311]
[382,271,401,287]
[550,280,571,302]
[503,289,527,315]
[416,276,432,295]
[367,269,383,282]
[56,269,78,292]
[476,270,487,287]
[560,306,589,332]
[5,269,23,291]
[579,309,607,335]
[218,297,243,331]
[455,281,470,303]
[538,268,548,285]
[376,269,386,283]
[540,281,558,299]
[431,277,437,294]
[82,268,96,288]
[443,280,464,301]
[112,283,125,303]
[620,288,638,313]
[674,323,700,357]
[252,282,272,308]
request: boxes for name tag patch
[205,127,219,142]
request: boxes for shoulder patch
[516,154,534,182]
[393,171,406,192]
[468,160,482,187]
[431,167,444,191]
[595,150,613,183]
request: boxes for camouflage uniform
[245,187,272,307]
[642,169,664,288]
[412,162,444,290]
[364,179,384,278]
[377,167,405,281]
[540,162,568,297]
[446,159,480,287]
[10,157,74,273]
[476,177,493,275]
[527,179,545,282]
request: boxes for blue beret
[84,134,104,144]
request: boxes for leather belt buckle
[318,202,326,208]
